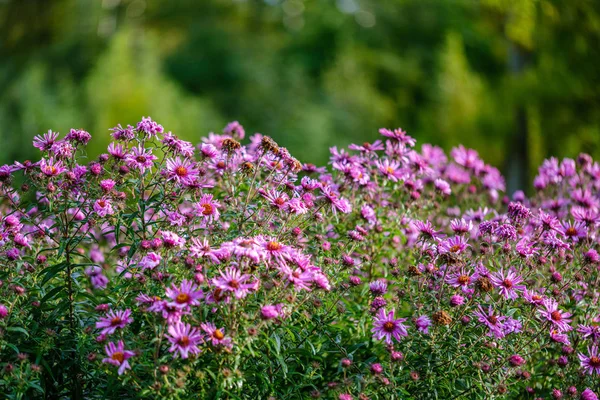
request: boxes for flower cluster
[0,118,598,399]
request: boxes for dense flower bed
[0,119,599,399]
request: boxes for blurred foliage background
[1,0,600,192]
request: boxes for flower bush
[0,118,599,399]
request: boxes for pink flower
[96,309,133,336]
[371,308,408,344]
[126,145,157,173]
[194,194,221,222]
[539,299,573,332]
[213,267,258,299]
[166,322,203,359]
[102,340,135,375]
[201,322,233,349]
[33,130,60,151]
[165,280,204,310]
[39,158,66,177]
[165,157,199,185]
[579,345,600,375]
[94,198,114,217]
[489,269,526,300]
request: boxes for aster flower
[369,280,388,295]
[39,158,66,177]
[165,157,199,185]
[281,265,313,291]
[379,127,416,146]
[450,218,472,234]
[189,237,223,264]
[560,220,587,242]
[136,116,163,137]
[33,130,60,151]
[161,231,186,248]
[578,325,600,343]
[413,220,444,241]
[451,145,484,171]
[549,329,571,345]
[96,309,133,336]
[165,280,204,309]
[581,389,599,400]
[434,178,451,196]
[212,267,257,299]
[94,198,114,217]
[166,322,203,359]
[371,308,408,344]
[259,189,290,210]
[348,140,384,153]
[473,306,507,338]
[579,346,600,375]
[109,124,135,141]
[319,185,352,215]
[194,194,221,222]
[437,236,469,255]
[126,145,158,173]
[489,269,526,300]
[107,142,127,159]
[446,268,478,292]
[375,159,404,182]
[85,266,109,289]
[201,322,233,348]
[102,341,135,375]
[539,299,573,332]
[523,289,545,306]
[415,315,432,334]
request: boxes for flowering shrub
[1,118,599,399]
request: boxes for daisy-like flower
[85,266,109,289]
[450,218,472,234]
[446,268,478,292]
[109,124,135,141]
[579,345,600,375]
[161,231,186,248]
[375,159,404,182]
[107,142,127,159]
[102,341,135,375]
[578,325,600,343]
[94,198,114,217]
[33,130,60,151]
[201,322,233,348]
[194,194,221,222]
[379,127,416,146]
[165,280,204,310]
[212,267,257,299]
[522,289,545,306]
[560,220,588,242]
[280,265,313,291]
[319,185,352,215]
[489,269,526,300]
[189,237,223,263]
[96,309,133,336]
[126,145,158,173]
[348,140,385,153]
[136,116,163,137]
[539,299,573,332]
[39,158,66,177]
[437,236,469,255]
[473,306,507,338]
[166,322,203,359]
[415,315,432,334]
[372,309,408,344]
[165,157,199,185]
[412,220,444,241]
[138,252,161,270]
[259,189,290,210]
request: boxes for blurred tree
[1,0,600,192]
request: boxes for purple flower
[434,178,451,196]
[560,220,587,242]
[102,340,135,375]
[166,322,203,359]
[261,304,284,320]
[578,325,600,343]
[93,198,114,217]
[126,145,157,173]
[508,354,526,367]
[539,299,573,332]
[201,322,233,348]
[39,158,66,177]
[369,280,388,295]
[165,157,199,185]
[379,127,416,146]
[437,236,469,255]
[33,130,60,151]
[415,315,432,334]
[96,309,133,336]
[212,267,257,299]
[194,194,221,222]
[473,306,507,338]
[579,346,600,375]
[0,304,8,319]
[136,116,163,137]
[581,388,599,400]
[371,309,408,344]
[489,269,526,300]
[165,280,204,310]
[85,266,109,289]
[109,124,135,141]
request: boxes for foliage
[0,118,600,399]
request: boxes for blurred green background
[1,0,600,192]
